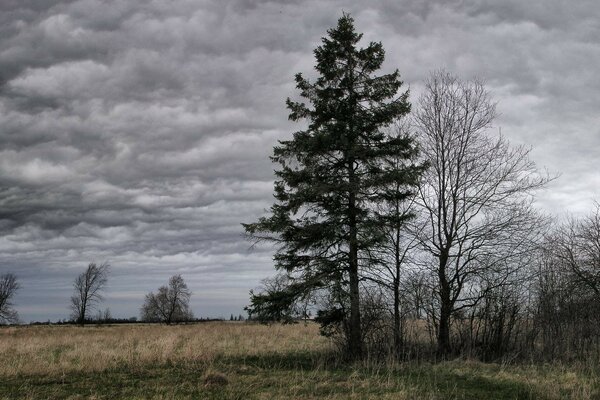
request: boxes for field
[1,322,599,399]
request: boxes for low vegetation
[1,322,598,399]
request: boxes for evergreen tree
[244,14,423,359]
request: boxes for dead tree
[534,205,600,359]
[140,274,193,324]
[70,262,110,326]
[554,204,600,300]
[414,71,549,356]
[0,273,20,324]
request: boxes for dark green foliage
[314,307,345,337]
[244,14,423,358]
[245,285,302,324]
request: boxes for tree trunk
[80,302,86,326]
[393,275,402,357]
[348,248,361,359]
[438,297,452,357]
[393,222,402,357]
[437,251,452,357]
[348,159,362,360]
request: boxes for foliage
[244,13,423,358]
[245,273,315,324]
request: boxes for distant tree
[0,273,20,324]
[95,307,112,323]
[243,14,422,359]
[140,275,193,324]
[70,262,110,326]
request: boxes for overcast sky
[1,0,599,322]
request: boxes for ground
[0,322,598,399]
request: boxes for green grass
[3,353,598,399]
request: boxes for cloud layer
[1,0,599,321]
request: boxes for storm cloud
[1,0,599,321]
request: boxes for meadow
[0,322,598,399]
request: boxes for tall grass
[0,322,328,377]
[1,322,598,399]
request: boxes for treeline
[0,266,240,326]
[27,317,226,326]
[244,14,600,362]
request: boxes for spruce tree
[244,14,423,359]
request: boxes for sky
[0,0,599,322]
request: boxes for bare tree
[70,262,110,326]
[414,71,549,356]
[0,273,20,324]
[140,275,193,324]
[95,307,112,322]
[532,222,600,360]
[553,204,600,300]
[377,123,426,356]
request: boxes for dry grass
[1,322,598,399]
[0,322,328,377]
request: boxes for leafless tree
[370,181,422,356]
[0,273,20,324]
[70,262,110,326]
[141,275,193,324]
[526,205,600,359]
[380,125,425,356]
[553,204,600,300]
[529,224,600,360]
[531,242,571,359]
[95,307,112,322]
[358,121,426,357]
[414,70,549,356]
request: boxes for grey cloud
[463,0,600,33]
[0,0,598,321]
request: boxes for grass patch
[0,323,598,399]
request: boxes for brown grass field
[0,322,598,399]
